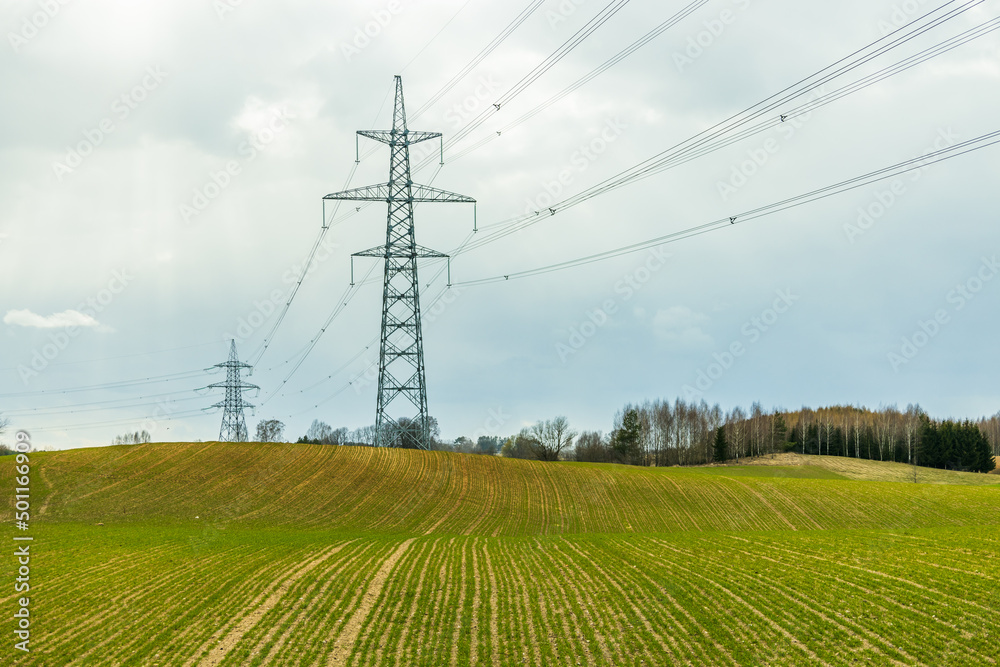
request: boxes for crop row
[341,528,1000,666]
[11,524,998,666]
[7,443,999,537]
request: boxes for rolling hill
[2,443,998,666]
[8,441,999,534]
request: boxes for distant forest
[568,401,996,474]
[293,401,998,475]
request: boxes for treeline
[295,417,503,455]
[564,400,996,474]
[291,402,997,474]
[918,419,995,473]
[110,430,151,446]
[294,418,439,449]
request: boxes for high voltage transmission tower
[325,76,475,449]
[208,339,258,442]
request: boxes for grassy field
[2,443,998,666]
[731,451,1000,485]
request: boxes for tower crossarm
[352,243,449,259]
[208,399,254,410]
[324,182,475,204]
[207,380,259,391]
[212,362,252,370]
[358,129,441,146]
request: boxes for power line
[409,0,548,119]
[415,0,634,173]
[519,12,1000,233]
[250,1,989,421]
[277,282,459,420]
[459,13,1000,195]
[258,264,378,404]
[399,0,478,74]
[283,0,555,261]
[254,226,466,414]
[3,389,207,415]
[453,127,1000,285]
[4,394,205,418]
[253,164,459,399]
[545,0,983,201]
[623,13,1000,183]
[0,368,212,399]
[21,407,217,434]
[263,258,460,405]
[246,181,352,368]
[246,0,541,368]
[261,225,473,405]
[322,76,475,449]
[170,2,990,426]
[244,0,986,381]
[0,340,222,373]
[459,0,988,251]
[447,0,710,163]
[245,84,381,368]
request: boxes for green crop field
[2,443,999,666]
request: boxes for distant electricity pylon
[325,76,475,449]
[208,339,258,442]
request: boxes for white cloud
[652,306,712,347]
[4,309,101,329]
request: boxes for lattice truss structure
[325,76,474,449]
[208,339,259,442]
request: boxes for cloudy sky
[2,0,999,450]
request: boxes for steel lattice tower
[208,339,259,442]
[325,76,474,449]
